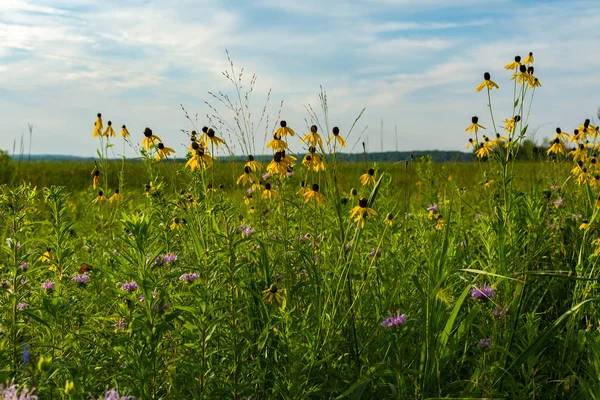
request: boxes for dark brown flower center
[280,120,287,127]
[358,197,368,208]
[143,127,153,137]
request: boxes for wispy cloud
[0,0,599,157]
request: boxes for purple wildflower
[554,198,563,206]
[247,187,255,194]
[16,242,21,250]
[23,344,30,363]
[138,295,145,303]
[550,222,557,230]
[17,302,27,311]
[41,281,55,292]
[113,318,127,332]
[20,279,28,286]
[242,226,256,237]
[369,249,382,258]
[286,171,294,178]
[458,241,466,249]
[120,280,138,292]
[572,213,583,219]
[0,382,37,399]
[490,306,508,318]
[262,173,271,180]
[101,389,136,400]
[475,213,483,220]
[154,253,178,265]
[476,338,492,349]
[0,281,10,289]
[72,273,91,285]
[551,184,559,191]
[179,272,200,283]
[298,269,308,276]
[381,313,407,328]
[470,284,495,300]
[113,249,119,255]
[426,204,438,212]
[19,262,29,271]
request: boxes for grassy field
[1,58,600,399]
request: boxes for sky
[1,0,599,158]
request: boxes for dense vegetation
[1,53,599,399]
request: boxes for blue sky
[1,0,599,157]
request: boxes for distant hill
[9,150,472,163]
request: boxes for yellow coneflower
[349,197,378,228]
[547,137,566,156]
[274,120,295,139]
[491,133,508,147]
[483,179,495,189]
[267,153,288,176]
[554,127,569,141]
[502,116,521,135]
[244,193,254,205]
[262,182,278,199]
[39,247,53,264]
[237,166,257,186]
[92,167,101,189]
[328,126,346,147]
[200,127,225,149]
[523,51,534,65]
[104,121,116,137]
[475,72,499,92]
[170,217,182,231]
[92,190,108,204]
[206,184,217,193]
[142,127,161,149]
[578,119,597,136]
[245,155,261,172]
[435,214,445,230]
[303,183,324,204]
[511,65,532,85]
[302,147,326,172]
[267,134,288,151]
[296,181,308,195]
[360,168,376,186]
[109,188,123,203]
[249,206,256,214]
[280,151,296,169]
[464,116,486,135]
[302,125,324,148]
[570,129,582,143]
[185,148,214,171]
[263,283,285,305]
[568,143,590,163]
[504,55,522,70]
[119,125,130,138]
[384,212,393,227]
[529,77,541,89]
[92,113,103,138]
[576,168,592,185]
[156,142,175,161]
[579,219,590,231]
[466,138,476,149]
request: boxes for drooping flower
[328,126,346,147]
[475,72,499,92]
[155,143,175,161]
[119,125,130,138]
[262,182,278,199]
[384,212,393,226]
[200,127,225,149]
[464,116,486,135]
[360,168,376,186]
[267,134,288,151]
[303,183,325,204]
[504,55,521,70]
[523,51,534,65]
[186,148,214,171]
[92,113,103,138]
[274,120,295,139]
[349,198,378,228]
[109,189,123,203]
[263,284,285,305]
[237,166,257,186]
[142,127,161,149]
[104,121,116,137]
[302,125,324,148]
[92,190,108,204]
[245,155,262,172]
